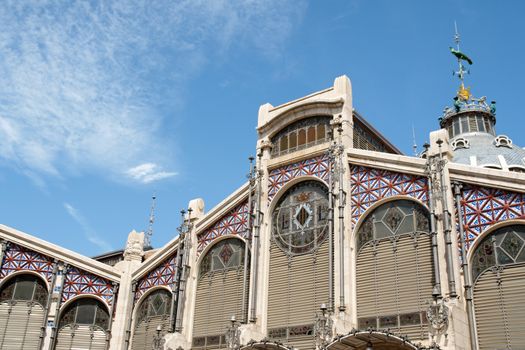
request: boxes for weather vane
[450,21,473,101]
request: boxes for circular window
[272,181,329,255]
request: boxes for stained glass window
[58,298,110,330]
[272,181,329,255]
[471,225,525,281]
[271,116,332,157]
[0,274,48,306]
[356,200,430,252]
[199,238,247,277]
[135,289,172,325]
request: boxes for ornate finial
[412,125,418,156]
[450,22,473,101]
[144,193,156,248]
[451,22,472,98]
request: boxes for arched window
[55,298,110,350]
[131,289,172,350]
[193,238,248,349]
[271,116,332,157]
[267,181,330,348]
[0,274,49,349]
[471,225,525,349]
[355,200,433,340]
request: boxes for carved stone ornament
[427,298,449,336]
[124,230,145,262]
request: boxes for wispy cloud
[63,202,113,252]
[0,1,305,184]
[126,163,177,184]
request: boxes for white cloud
[0,0,305,183]
[126,163,177,184]
[64,202,113,252]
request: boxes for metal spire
[412,124,418,156]
[145,193,156,248]
[451,22,472,100]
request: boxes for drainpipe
[49,263,68,350]
[424,143,442,299]
[249,152,263,323]
[436,139,457,298]
[242,156,255,323]
[124,282,137,350]
[175,209,192,332]
[39,260,59,350]
[453,182,478,350]
[105,282,119,350]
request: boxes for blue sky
[1,1,524,256]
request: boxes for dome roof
[451,132,525,171]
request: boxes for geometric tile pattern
[458,184,525,251]
[196,201,249,255]
[0,243,54,284]
[62,266,115,307]
[350,165,429,226]
[268,154,331,203]
[135,252,178,302]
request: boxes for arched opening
[355,199,433,340]
[471,224,525,349]
[267,180,330,350]
[131,288,172,350]
[326,330,423,350]
[54,297,109,350]
[192,237,249,349]
[0,273,49,349]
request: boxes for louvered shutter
[267,241,329,350]
[192,267,248,349]
[55,324,106,350]
[0,301,45,350]
[474,264,525,349]
[131,315,170,350]
[356,234,433,340]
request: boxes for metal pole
[49,263,68,350]
[424,143,442,299]
[175,209,192,332]
[249,153,263,323]
[453,183,478,350]
[437,140,457,298]
[337,125,346,311]
[327,150,334,312]
[124,282,137,350]
[242,156,255,323]
[171,211,186,332]
[105,282,119,350]
[39,260,59,350]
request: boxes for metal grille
[0,301,44,350]
[131,289,172,350]
[55,325,106,350]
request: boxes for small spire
[412,125,418,156]
[145,193,156,248]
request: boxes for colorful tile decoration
[0,243,54,283]
[135,252,178,301]
[268,154,331,203]
[196,201,250,255]
[350,165,429,226]
[62,266,115,306]
[458,184,525,250]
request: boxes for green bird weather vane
[451,22,473,101]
